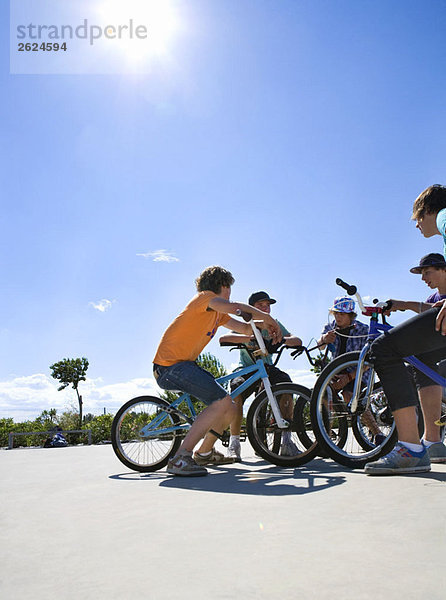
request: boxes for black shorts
[229,365,292,402]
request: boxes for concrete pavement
[1,442,445,599]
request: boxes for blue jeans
[153,361,227,405]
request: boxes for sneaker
[365,443,431,475]
[167,454,208,477]
[280,439,300,457]
[193,448,235,466]
[227,440,242,462]
[427,442,446,463]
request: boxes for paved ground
[1,442,445,600]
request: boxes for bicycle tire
[310,352,397,468]
[246,383,319,467]
[111,396,183,472]
[293,389,348,452]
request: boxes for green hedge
[1,410,114,448]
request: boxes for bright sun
[95,0,180,63]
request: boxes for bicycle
[310,278,446,469]
[111,311,319,472]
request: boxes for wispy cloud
[0,374,160,421]
[136,249,179,263]
[89,299,114,312]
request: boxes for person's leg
[182,395,237,452]
[411,348,445,444]
[229,397,244,436]
[418,385,443,442]
[366,309,446,474]
[155,361,237,473]
[226,374,258,460]
[371,308,446,444]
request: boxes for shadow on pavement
[109,458,348,496]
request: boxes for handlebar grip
[383,300,393,312]
[335,278,357,296]
[290,346,304,358]
[235,309,252,322]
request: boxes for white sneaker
[280,439,300,457]
[227,440,242,462]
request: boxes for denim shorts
[153,361,227,406]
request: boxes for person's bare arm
[208,297,282,342]
[283,335,302,347]
[387,299,434,314]
[219,331,253,345]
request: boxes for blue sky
[2,0,446,420]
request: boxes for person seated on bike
[153,266,282,476]
[317,297,384,443]
[219,291,302,461]
[369,251,446,473]
[366,184,446,474]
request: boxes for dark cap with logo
[410,253,446,274]
[248,291,277,306]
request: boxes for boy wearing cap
[388,253,446,313]
[366,184,446,474]
[219,291,302,460]
[153,267,281,476]
[317,298,383,441]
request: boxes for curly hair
[195,266,235,294]
[412,184,446,220]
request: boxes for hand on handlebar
[384,299,404,313]
[322,330,336,344]
[263,337,284,354]
[261,316,282,343]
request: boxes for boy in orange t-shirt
[153,265,281,476]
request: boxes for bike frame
[140,319,289,440]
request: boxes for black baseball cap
[410,253,446,274]
[248,291,277,306]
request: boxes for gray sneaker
[365,443,431,475]
[227,440,242,462]
[167,454,208,476]
[193,448,235,466]
[280,439,300,457]
[427,442,446,463]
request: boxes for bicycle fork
[262,376,289,429]
[350,343,375,414]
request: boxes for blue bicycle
[111,315,318,472]
[310,278,446,469]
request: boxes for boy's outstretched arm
[208,297,282,342]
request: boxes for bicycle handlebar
[336,277,393,318]
[235,309,253,322]
[335,277,365,313]
[335,277,357,296]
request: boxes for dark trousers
[370,308,446,411]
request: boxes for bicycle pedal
[434,418,446,426]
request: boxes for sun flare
[95,0,180,63]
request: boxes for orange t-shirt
[153,291,231,366]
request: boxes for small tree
[50,357,89,428]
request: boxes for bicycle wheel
[111,396,183,472]
[310,352,397,468]
[293,388,348,452]
[246,383,319,467]
[350,383,395,451]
